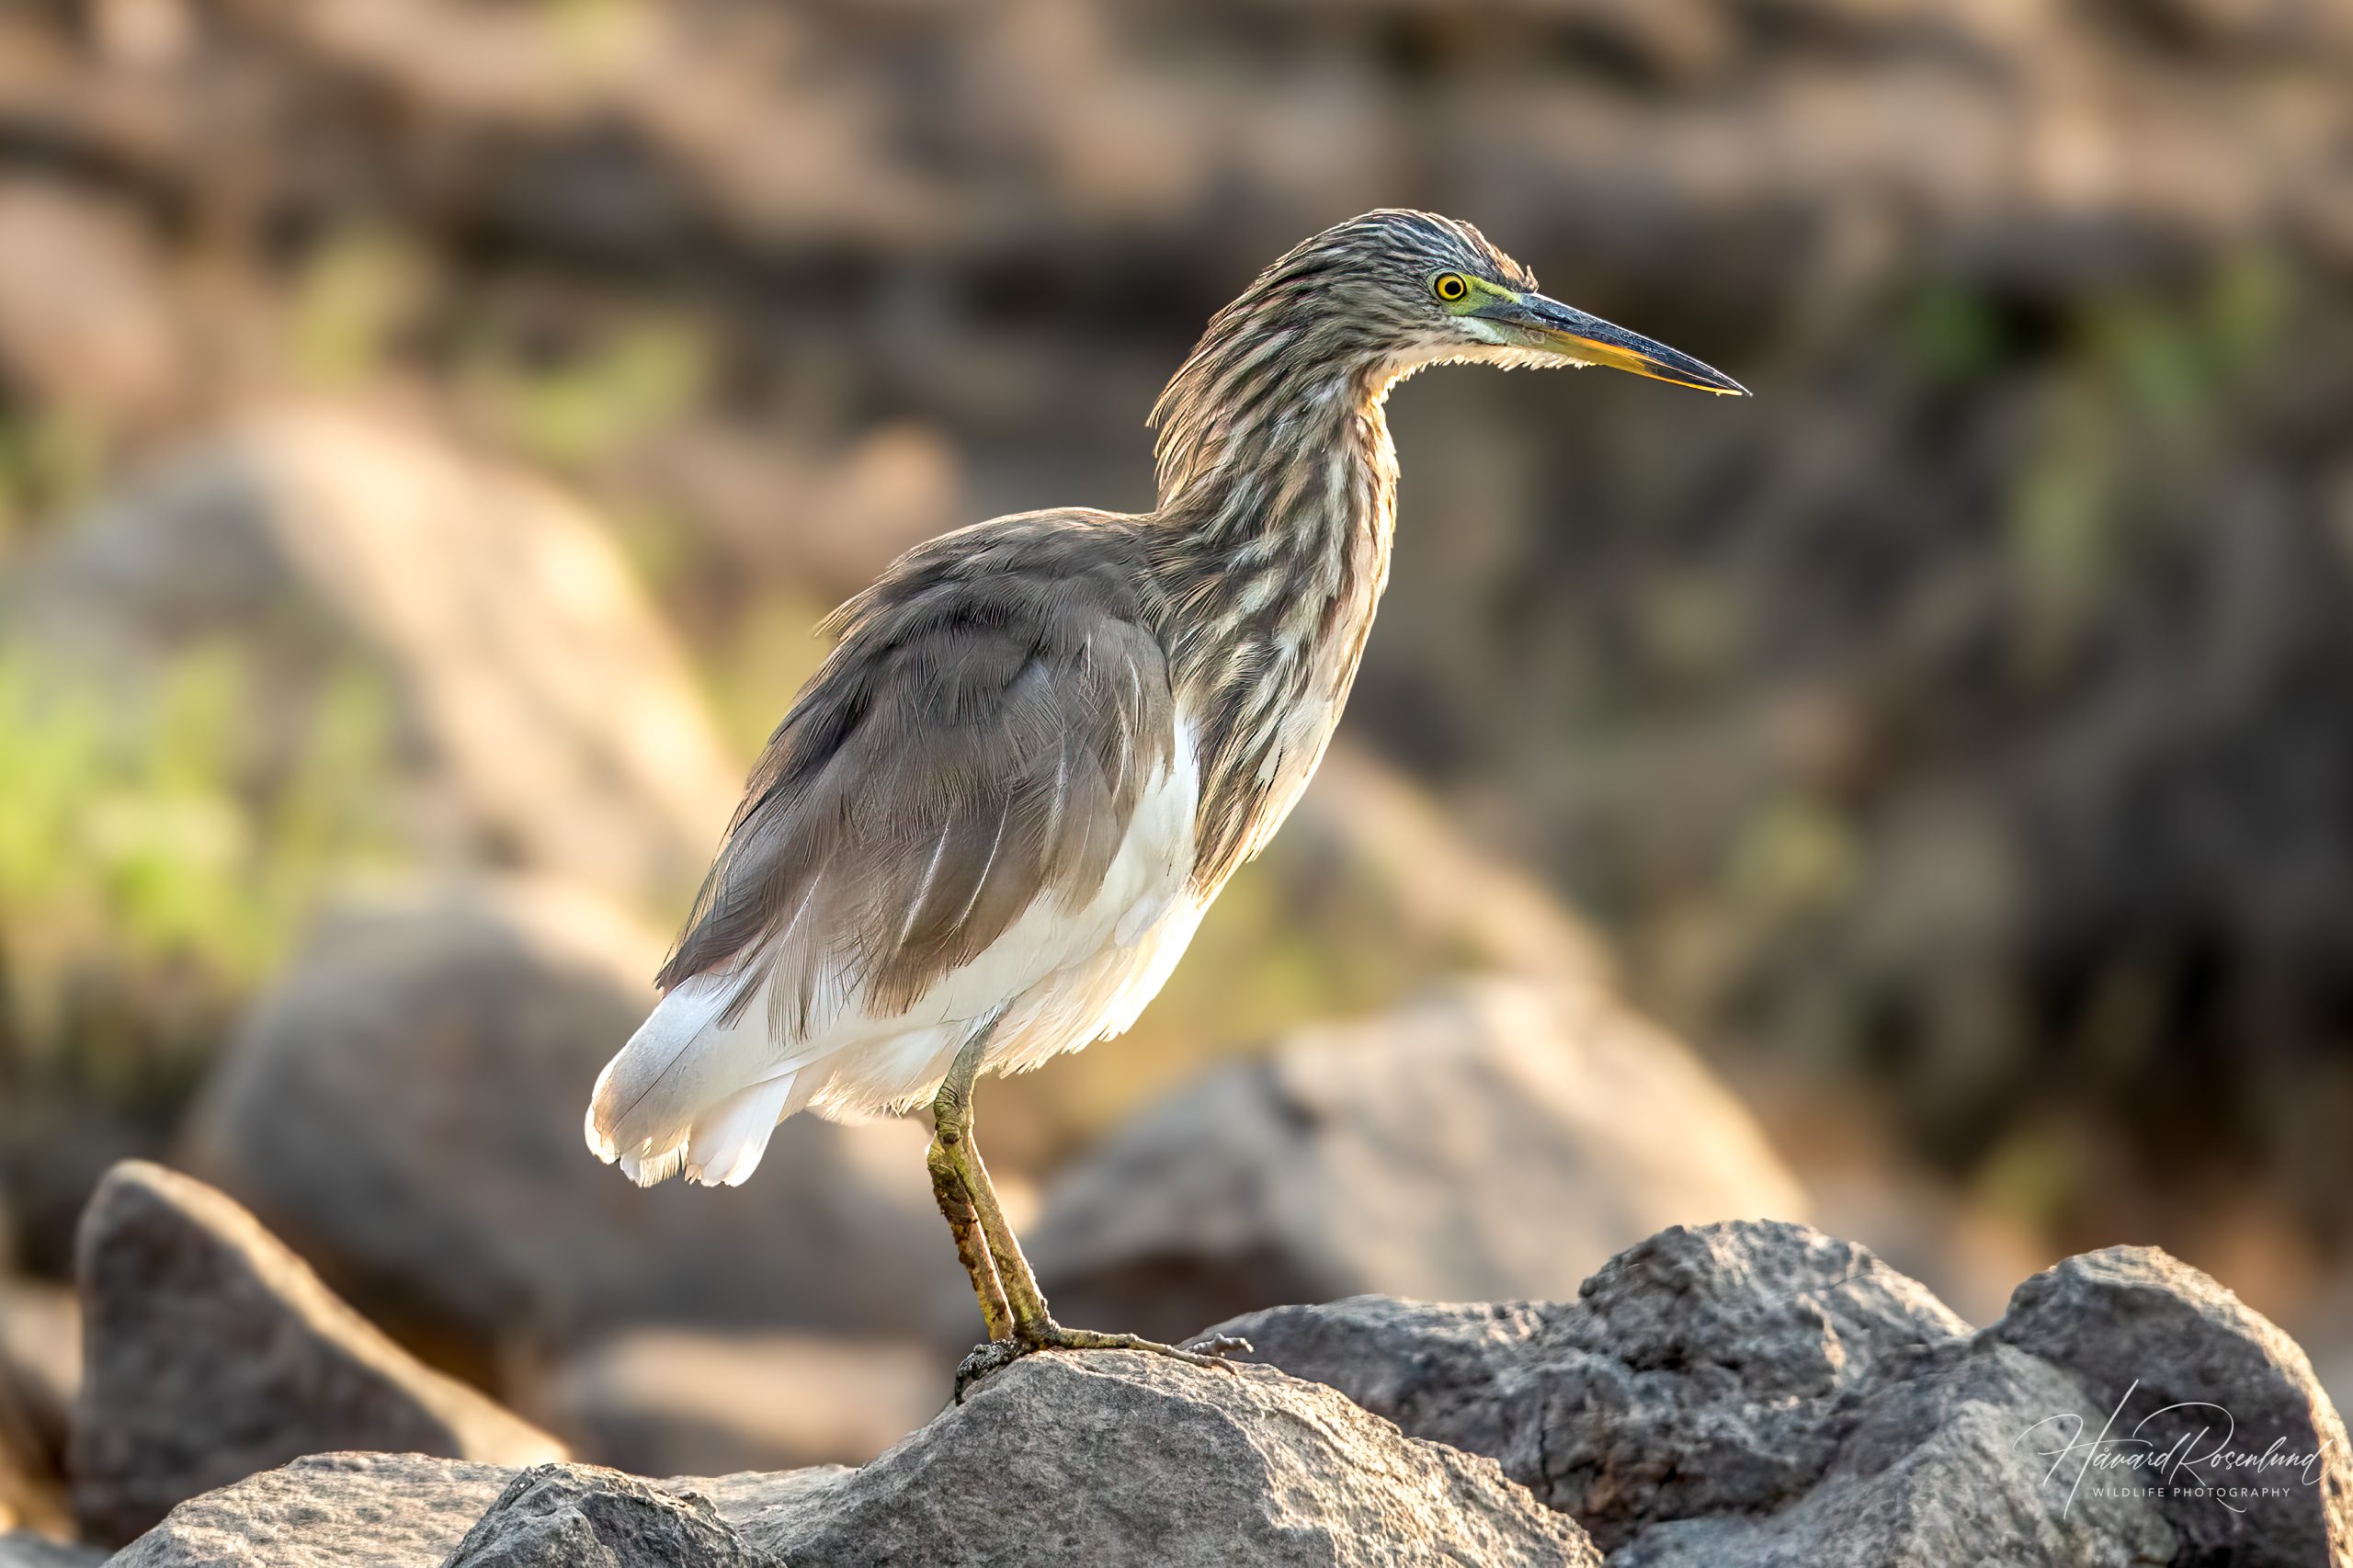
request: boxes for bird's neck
[1143,350,1404,887]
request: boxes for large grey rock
[1991,1245,2353,1568]
[180,881,961,1366]
[438,1464,762,1568]
[540,1329,941,1474]
[4,408,738,908]
[112,1355,1594,1568]
[1211,1221,2212,1564]
[730,1352,1597,1567]
[1031,978,1808,1341]
[67,1162,564,1546]
[107,1454,520,1568]
[105,1453,840,1568]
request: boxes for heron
[586,210,1745,1390]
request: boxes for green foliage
[290,227,433,387]
[2004,247,2291,655]
[0,409,106,559]
[0,643,403,1087]
[463,316,710,470]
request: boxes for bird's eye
[1432,273,1470,303]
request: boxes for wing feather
[656,512,1176,1031]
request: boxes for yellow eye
[1432,272,1470,303]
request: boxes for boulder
[107,1454,520,1568]
[1030,978,1808,1341]
[438,1464,762,1568]
[67,1162,564,1546]
[735,1353,1597,1567]
[1215,1221,2353,1564]
[1991,1246,2353,1568]
[179,880,961,1368]
[540,1329,941,1474]
[109,1356,1596,1568]
[4,406,739,909]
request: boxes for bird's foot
[951,1322,1254,1402]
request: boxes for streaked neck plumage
[1142,312,1404,890]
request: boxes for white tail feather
[683,1071,800,1187]
[589,971,783,1182]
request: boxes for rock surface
[1216,1220,2353,1564]
[107,1454,520,1568]
[111,1356,1597,1568]
[1031,978,1808,1341]
[438,1464,761,1568]
[540,1329,941,1474]
[735,1352,1596,1567]
[1991,1245,2353,1568]
[67,1162,564,1546]
[179,880,961,1367]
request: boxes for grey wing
[657,518,1176,1031]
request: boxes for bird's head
[1151,210,1744,503]
[1221,209,1747,398]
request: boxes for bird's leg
[932,1027,1251,1401]
[925,1108,1011,1344]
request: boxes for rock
[111,1355,1592,1567]
[540,1330,941,1474]
[1030,978,1808,1341]
[179,880,960,1367]
[0,1533,105,1568]
[0,1282,79,1472]
[108,1453,519,1568]
[5,406,738,909]
[67,1162,565,1547]
[1214,1220,2353,1563]
[1991,1245,2353,1568]
[105,1453,844,1568]
[730,1353,1597,1567]
[438,1464,761,1568]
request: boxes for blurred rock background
[1,0,2350,1537]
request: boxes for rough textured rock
[540,1330,941,1474]
[179,880,961,1367]
[67,1162,564,1546]
[110,1354,1591,1567]
[1211,1221,2241,1563]
[438,1464,762,1568]
[733,1351,1597,1567]
[5,407,738,907]
[1992,1245,2353,1568]
[105,1454,845,1568]
[107,1454,520,1568]
[1031,978,1808,1340]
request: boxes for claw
[1183,1332,1253,1359]
[951,1323,1252,1402]
[952,1336,1023,1403]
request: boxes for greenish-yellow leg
[927,1026,1250,1400]
[926,1116,1011,1344]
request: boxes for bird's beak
[1483,292,1748,396]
